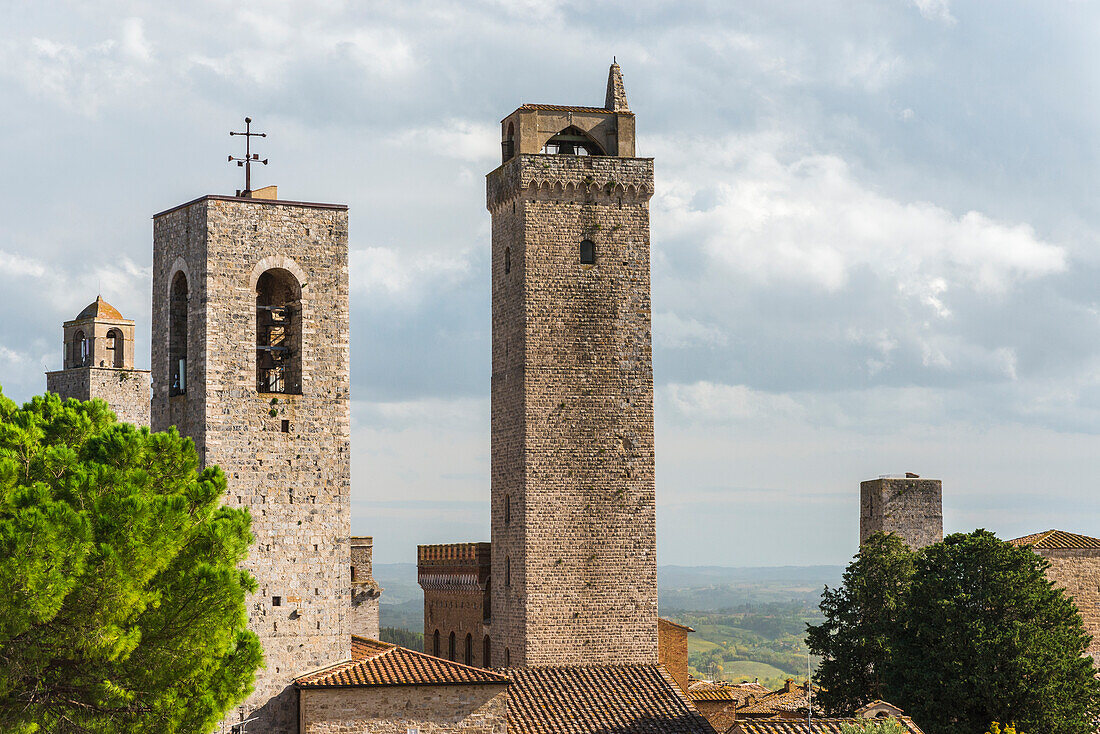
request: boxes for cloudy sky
[3,1,1100,566]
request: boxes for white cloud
[909,0,957,25]
[654,312,728,350]
[654,134,1066,317]
[0,250,46,278]
[350,246,472,301]
[0,19,153,115]
[388,120,500,164]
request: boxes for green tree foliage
[893,531,1099,734]
[839,719,907,734]
[379,627,424,650]
[808,529,1100,734]
[0,390,262,733]
[806,533,915,714]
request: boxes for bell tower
[45,296,151,426]
[151,187,350,732]
[487,63,658,667]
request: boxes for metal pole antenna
[229,117,268,196]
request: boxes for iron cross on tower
[229,117,267,197]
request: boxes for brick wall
[152,195,351,733]
[657,619,690,691]
[488,153,658,666]
[299,684,508,734]
[46,367,151,427]
[860,478,943,549]
[419,543,492,667]
[1038,548,1100,662]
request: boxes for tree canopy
[808,530,1100,734]
[0,389,262,733]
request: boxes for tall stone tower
[860,475,943,549]
[45,296,150,426]
[151,189,350,732]
[486,63,658,667]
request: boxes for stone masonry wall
[299,684,508,734]
[860,478,943,549]
[351,537,381,640]
[488,153,658,667]
[1039,548,1100,662]
[46,367,151,427]
[152,195,351,733]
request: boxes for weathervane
[228,117,267,197]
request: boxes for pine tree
[0,389,262,733]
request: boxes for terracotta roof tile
[1009,529,1100,549]
[296,637,508,688]
[520,103,617,114]
[75,296,124,321]
[737,682,814,717]
[732,717,924,733]
[503,664,714,734]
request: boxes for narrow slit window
[433,630,441,657]
[504,247,511,274]
[580,239,596,265]
[448,632,456,661]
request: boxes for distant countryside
[376,562,840,687]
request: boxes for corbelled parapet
[418,542,492,591]
[487,154,653,211]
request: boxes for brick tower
[151,188,350,732]
[45,296,150,426]
[486,63,658,666]
[860,475,943,549]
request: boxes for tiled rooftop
[296,636,508,688]
[504,665,714,734]
[520,103,617,113]
[736,681,812,717]
[1009,529,1100,550]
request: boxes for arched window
[73,329,88,368]
[169,272,188,395]
[502,121,515,163]
[505,556,511,587]
[256,269,302,394]
[483,635,491,667]
[448,632,456,661]
[580,239,596,265]
[433,630,440,657]
[106,328,124,368]
[464,633,473,665]
[504,494,511,525]
[541,126,605,156]
[504,246,511,275]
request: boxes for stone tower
[860,475,943,549]
[45,296,150,426]
[486,63,658,667]
[151,191,350,732]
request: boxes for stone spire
[604,60,630,112]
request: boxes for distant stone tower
[860,475,943,549]
[486,63,658,666]
[151,189,350,732]
[350,536,382,641]
[45,296,150,425]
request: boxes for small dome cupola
[75,295,124,321]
